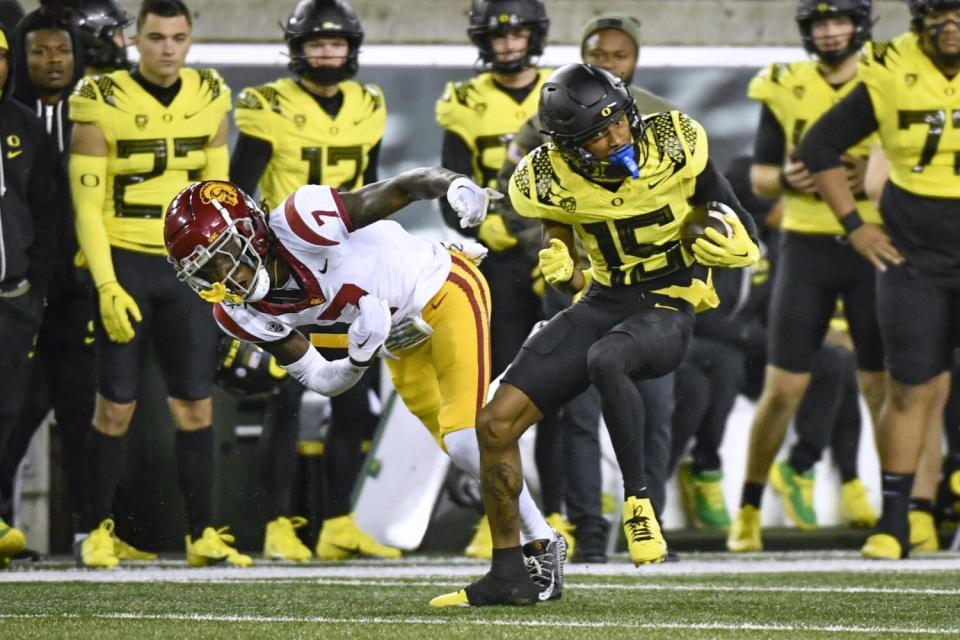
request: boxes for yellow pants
[386,253,492,449]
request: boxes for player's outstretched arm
[339,167,501,230]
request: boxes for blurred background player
[435,0,551,559]
[230,0,396,561]
[797,0,960,559]
[71,0,133,75]
[68,0,246,568]
[0,0,22,32]
[727,0,885,552]
[0,20,60,568]
[494,13,677,563]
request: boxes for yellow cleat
[839,479,878,528]
[0,518,26,566]
[113,533,157,561]
[727,505,763,552]
[769,461,817,530]
[81,519,120,569]
[464,514,492,560]
[622,497,666,565]
[429,589,471,608]
[861,533,904,560]
[263,516,312,561]
[544,512,575,559]
[315,514,401,560]
[909,510,939,553]
[186,526,253,568]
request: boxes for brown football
[680,204,733,250]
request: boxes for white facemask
[245,266,271,303]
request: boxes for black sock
[490,546,529,580]
[691,450,721,475]
[877,472,913,545]
[909,497,935,515]
[84,429,125,530]
[741,482,765,509]
[175,427,215,540]
[787,439,821,474]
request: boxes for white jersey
[213,184,452,342]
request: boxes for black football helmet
[468,0,549,74]
[214,337,288,398]
[538,63,646,183]
[910,0,960,21]
[283,0,363,84]
[795,0,872,63]
[71,0,132,71]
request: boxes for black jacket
[0,22,60,293]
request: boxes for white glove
[348,296,393,365]
[441,238,489,265]
[446,176,503,229]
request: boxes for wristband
[839,209,864,235]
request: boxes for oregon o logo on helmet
[601,106,613,117]
[199,181,239,206]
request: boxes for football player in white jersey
[163,170,567,602]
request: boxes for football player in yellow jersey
[230,0,397,563]
[431,64,760,607]
[797,0,960,559]
[727,0,886,552]
[68,0,249,569]
[435,0,550,384]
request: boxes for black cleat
[523,529,567,601]
[430,571,540,607]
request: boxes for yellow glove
[538,238,574,285]
[530,265,545,298]
[692,213,760,269]
[97,281,142,343]
[477,213,518,252]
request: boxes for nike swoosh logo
[184,110,202,119]
[430,293,448,310]
[356,336,370,348]
[647,173,670,190]
[6,149,22,159]
[318,259,328,274]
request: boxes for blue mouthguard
[608,144,640,179]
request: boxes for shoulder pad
[646,112,687,167]
[523,145,561,207]
[769,62,792,85]
[254,84,283,114]
[863,41,896,68]
[362,83,385,111]
[88,75,121,107]
[235,87,265,111]
[197,68,225,100]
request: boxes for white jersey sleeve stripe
[213,304,263,342]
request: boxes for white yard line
[0,612,954,636]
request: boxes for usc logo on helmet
[199,181,240,206]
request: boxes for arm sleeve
[26,135,60,292]
[439,130,478,236]
[283,345,367,397]
[69,153,116,287]
[692,159,760,244]
[229,132,273,195]
[362,141,381,185]
[753,104,787,166]
[795,83,879,173]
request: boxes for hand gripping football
[680,202,733,251]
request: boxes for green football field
[1,552,957,639]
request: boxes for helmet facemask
[468,0,549,74]
[552,101,648,183]
[912,2,960,66]
[795,0,873,64]
[287,34,360,84]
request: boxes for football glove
[530,265,545,298]
[538,238,575,285]
[477,213,518,251]
[97,281,142,343]
[348,295,393,366]
[691,206,760,269]
[446,177,503,229]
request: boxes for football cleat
[861,532,905,560]
[464,514,492,560]
[429,571,540,608]
[679,463,731,530]
[622,496,666,565]
[727,505,763,552]
[263,516,312,561]
[909,510,939,553]
[186,526,253,568]
[839,478,878,528]
[315,514,401,560]
[113,533,157,561]
[522,530,567,601]
[81,519,120,569]
[544,512,576,559]
[0,518,26,566]
[769,460,817,529]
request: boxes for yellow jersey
[234,78,386,208]
[510,111,717,310]
[860,33,960,199]
[436,69,551,189]
[69,68,231,254]
[748,60,881,234]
